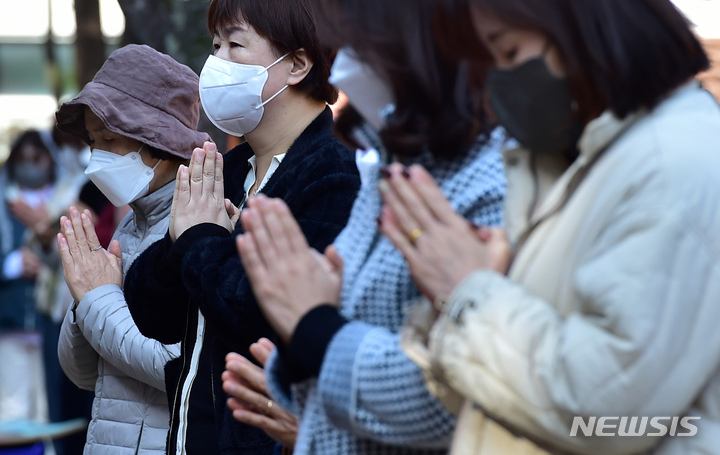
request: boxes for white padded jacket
[58,181,180,455]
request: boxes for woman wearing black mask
[379,0,720,454]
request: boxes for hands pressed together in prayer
[234,164,510,340]
[236,195,343,344]
[377,163,511,304]
[57,206,123,302]
[169,141,240,242]
[222,338,298,449]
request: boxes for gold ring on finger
[264,399,273,415]
[408,228,423,244]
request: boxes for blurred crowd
[1,0,720,455]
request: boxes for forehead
[83,106,107,133]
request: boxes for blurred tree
[75,0,105,87]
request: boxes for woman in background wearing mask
[122,0,360,453]
[228,0,505,453]
[55,44,210,455]
[379,0,720,454]
[0,130,54,424]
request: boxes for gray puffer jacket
[58,181,180,455]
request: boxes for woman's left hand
[378,164,511,304]
[236,195,343,345]
[57,206,123,302]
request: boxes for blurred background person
[0,130,54,425]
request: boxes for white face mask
[199,53,290,136]
[329,47,395,131]
[84,145,160,207]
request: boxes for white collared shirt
[241,153,286,207]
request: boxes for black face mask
[487,56,578,156]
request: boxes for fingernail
[401,168,411,179]
[81,213,89,223]
[378,180,390,195]
[379,166,392,179]
[207,143,217,152]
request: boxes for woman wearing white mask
[122,0,361,454]
[55,44,211,455]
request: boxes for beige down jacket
[58,182,179,455]
[402,82,720,455]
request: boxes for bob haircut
[315,0,491,159]
[437,0,710,123]
[207,0,338,105]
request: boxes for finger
[231,408,281,434]
[241,200,280,264]
[226,356,270,396]
[68,207,90,252]
[378,204,421,264]
[221,369,271,413]
[249,342,272,366]
[325,245,344,274]
[109,239,123,261]
[81,210,102,250]
[266,198,309,255]
[189,148,206,196]
[384,164,438,232]
[379,170,423,240]
[57,233,74,269]
[61,216,82,259]
[201,144,217,198]
[225,199,240,223]
[176,165,190,205]
[256,337,276,352]
[236,232,269,289]
[407,165,467,229]
[213,150,224,202]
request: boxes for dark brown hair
[437,0,710,123]
[207,0,338,104]
[315,0,492,159]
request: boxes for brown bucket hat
[56,44,211,159]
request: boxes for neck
[245,92,325,180]
[148,161,182,194]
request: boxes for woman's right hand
[169,142,233,242]
[378,164,511,304]
[222,338,298,449]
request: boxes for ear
[286,48,314,86]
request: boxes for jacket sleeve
[427,206,720,455]
[70,284,180,391]
[124,234,191,344]
[182,170,361,355]
[58,303,100,391]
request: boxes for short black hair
[438,0,709,122]
[207,0,338,104]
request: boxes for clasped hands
[57,206,123,302]
[169,142,240,242]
